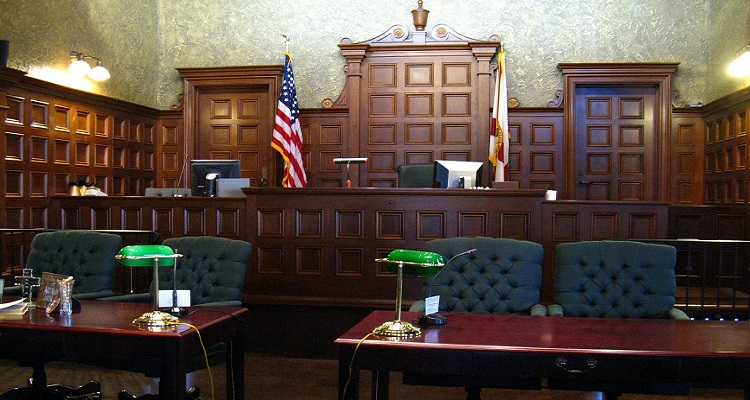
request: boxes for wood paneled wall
[701,86,750,205]
[0,68,161,229]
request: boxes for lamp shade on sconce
[69,54,91,76]
[729,45,750,77]
[69,50,110,81]
[88,61,110,81]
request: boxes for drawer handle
[555,357,597,373]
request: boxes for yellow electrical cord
[341,332,375,399]
[167,321,216,400]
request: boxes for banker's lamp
[116,245,183,327]
[374,249,444,338]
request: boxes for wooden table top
[0,300,248,337]
[335,311,750,359]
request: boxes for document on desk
[0,298,28,318]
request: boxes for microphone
[418,248,477,326]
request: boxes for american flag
[271,53,307,188]
[488,51,509,182]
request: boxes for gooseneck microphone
[418,248,477,326]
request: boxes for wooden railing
[635,239,750,320]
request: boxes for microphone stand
[418,248,477,325]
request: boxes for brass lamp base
[133,310,180,327]
[373,319,421,338]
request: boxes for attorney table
[335,311,750,400]
[0,300,248,399]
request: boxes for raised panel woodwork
[336,248,364,276]
[5,132,22,161]
[441,123,470,144]
[297,247,323,274]
[404,123,433,144]
[216,208,241,237]
[30,100,48,129]
[417,211,445,239]
[442,93,469,116]
[95,114,108,138]
[369,64,397,87]
[367,151,396,172]
[405,64,433,86]
[443,63,471,86]
[296,210,323,238]
[500,213,530,240]
[258,209,284,237]
[76,110,91,135]
[53,174,69,195]
[5,170,22,197]
[716,214,745,239]
[258,247,284,274]
[369,124,397,144]
[29,172,47,197]
[376,211,404,239]
[6,95,24,126]
[152,208,175,235]
[30,136,47,163]
[370,94,396,117]
[458,212,487,237]
[29,207,47,228]
[336,211,363,238]
[552,213,579,242]
[128,121,140,142]
[114,118,126,140]
[630,213,658,237]
[211,99,231,118]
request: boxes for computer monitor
[190,159,241,196]
[433,160,483,188]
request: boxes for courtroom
[1,1,750,400]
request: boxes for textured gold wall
[1,0,748,110]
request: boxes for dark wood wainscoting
[243,187,546,308]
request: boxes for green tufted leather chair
[406,236,546,400]
[3,230,122,300]
[547,240,690,400]
[102,236,251,307]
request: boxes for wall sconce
[69,51,110,81]
[728,44,750,77]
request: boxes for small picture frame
[36,272,66,310]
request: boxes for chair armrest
[529,304,547,316]
[99,292,152,303]
[547,304,564,317]
[3,285,22,296]
[73,290,114,300]
[667,308,690,320]
[197,300,242,307]
[409,300,426,312]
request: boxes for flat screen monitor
[433,160,483,188]
[190,159,241,196]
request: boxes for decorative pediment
[340,23,500,46]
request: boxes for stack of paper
[0,298,29,319]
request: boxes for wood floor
[0,353,744,400]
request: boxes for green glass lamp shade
[116,245,176,267]
[379,249,444,277]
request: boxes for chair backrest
[554,240,678,318]
[422,237,543,314]
[160,236,252,305]
[144,187,192,196]
[397,163,435,188]
[25,230,122,296]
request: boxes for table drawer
[541,354,683,382]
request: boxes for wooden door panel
[197,89,271,186]
[575,86,657,200]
